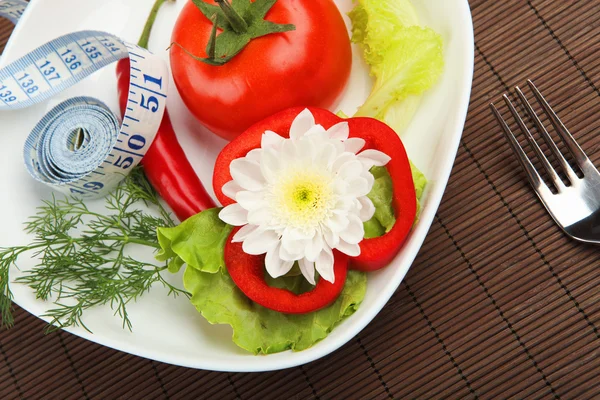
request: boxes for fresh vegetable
[216,107,393,312]
[411,160,427,210]
[349,0,444,135]
[169,0,352,140]
[157,207,366,354]
[156,208,233,274]
[185,257,366,355]
[116,0,216,222]
[213,106,417,276]
[363,166,395,239]
[0,168,188,330]
[225,229,349,314]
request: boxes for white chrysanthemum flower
[218,109,391,284]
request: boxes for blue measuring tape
[0,0,168,198]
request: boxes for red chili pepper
[116,0,215,221]
[225,228,349,314]
[213,107,417,273]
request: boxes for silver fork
[490,80,600,244]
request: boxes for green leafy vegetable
[158,208,367,354]
[349,0,444,134]
[184,262,366,354]
[156,208,233,274]
[364,166,395,238]
[0,168,188,331]
[160,163,425,354]
[363,164,427,239]
[411,161,427,204]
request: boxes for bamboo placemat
[3,0,600,398]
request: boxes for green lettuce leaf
[158,208,367,355]
[156,208,233,274]
[411,161,427,202]
[348,0,420,68]
[364,166,395,238]
[363,163,427,238]
[350,0,444,134]
[184,265,366,354]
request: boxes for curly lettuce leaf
[156,208,232,274]
[363,164,427,238]
[350,0,444,134]
[349,0,420,68]
[158,208,367,355]
[410,161,427,202]
[184,265,366,354]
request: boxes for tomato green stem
[206,14,218,60]
[138,0,175,49]
[215,0,248,34]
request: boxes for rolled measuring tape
[0,0,168,198]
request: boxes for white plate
[0,0,474,371]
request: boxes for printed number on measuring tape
[0,0,168,198]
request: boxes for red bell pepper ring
[115,0,215,222]
[225,228,349,314]
[213,107,417,273]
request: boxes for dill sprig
[0,167,187,332]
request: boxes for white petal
[339,214,364,244]
[245,148,262,162]
[232,224,259,242]
[326,212,350,233]
[294,136,314,161]
[358,149,391,168]
[315,248,335,283]
[242,229,278,255]
[284,227,313,241]
[358,196,376,222]
[322,226,337,248]
[281,138,297,160]
[289,109,315,140]
[260,148,280,184]
[305,233,324,262]
[345,138,366,154]
[279,240,301,262]
[236,190,266,211]
[332,179,349,196]
[336,239,361,257]
[364,169,375,190]
[222,180,242,200]
[303,124,326,137]
[280,231,305,260]
[261,130,284,149]
[230,159,265,191]
[339,160,364,180]
[332,153,355,174]
[347,177,370,197]
[265,245,294,278]
[313,143,337,168]
[327,122,349,140]
[247,207,273,225]
[299,258,316,285]
[219,204,248,226]
[333,197,353,213]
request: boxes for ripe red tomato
[170,0,352,141]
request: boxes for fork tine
[527,80,592,173]
[513,87,579,185]
[490,103,550,193]
[502,94,565,191]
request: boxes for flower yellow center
[272,169,334,230]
